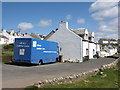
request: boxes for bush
[3,44,14,50]
[2,50,14,56]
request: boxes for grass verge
[25,61,119,89]
[42,69,118,88]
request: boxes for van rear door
[14,38,31,62]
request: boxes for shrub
[3,44,14,50]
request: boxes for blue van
[13,38,59,64]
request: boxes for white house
[0,29,22,45]
[109,39,117,44]
[98,38,109,44]
[100,50,109,57]
[45,21,100,62]
[88,32,97,59]
[73,28,89,59]
[0,34,9,45]
[0,29,9,44]
[46,21,83,62]
[88,32,94,42]
[88,42,96,59]
[100,45,117,57]
[0,29,46,45]
[73,28,100,59]
[96,43,100,55]
[99,38,118,44]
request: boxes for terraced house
[45,21,100,62]
[0,29,22,45]
[0,29,45,45]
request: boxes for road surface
[2,57,118,88]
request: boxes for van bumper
[13,59,31,63]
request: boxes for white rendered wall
[109,48,117,56]
[103,41,109,44]
[114,48,117,53]
[82,41,89,57]
[110,41,117,44]
[89,42,96,59]
[96,44,100,56]
[0,38,7,44]
[8,35,14,44]
[100,51,109,57]
[48,23,83,62]
[96,44,100,52]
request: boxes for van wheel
[39,60,43,65]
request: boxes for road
[2,57,118,88]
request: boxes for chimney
[59,21,68,29]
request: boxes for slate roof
[22,34,33,38]
[99,38,108,41]
[73,28,86,35]
[44,30,55,40]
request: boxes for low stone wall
[34,57,120,88]
[100,58,119,70]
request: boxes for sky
[2,1,119,41]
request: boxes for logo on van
[33,41,37,47]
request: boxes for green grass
[25,62,119,89]
[42,69,118,88]
[25,85,38,90]
[2,50,14,56]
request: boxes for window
[19,49,25,55]
[89,37,91,41]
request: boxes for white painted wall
[0,29,22,45]
[84,29,88,40]
[0,30,9,44]
[8,35,21,44]
[110,41,117,44]
[100,50,109,57]
[96,44,100,52]
[109,48,117,56]
[83,41,98,59]
[96,43,100,56]
[89,42,96,59]
[114,48,117,53]
[0,38,8,44]
[82,41,89,57]
[99,39,108,44]
[8,35,14,44]
[89,32,94,42]
[103,41,109,44]
[101,46,117,57]
[48,22,83,62]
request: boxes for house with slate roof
[44,21,100,62]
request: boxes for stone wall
[34,58,119,88]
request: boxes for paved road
[2,57,118,88]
